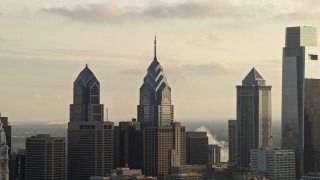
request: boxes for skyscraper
[0,122,9,180]
[186,132,208,165]
[228,119,237,166]
[68,65,114,180]
[143,122,186,180]
[236,68,272,169]
[25,134,66,180]
[137,37,173,128]
[282,26,320,176]
[139,38,186,180]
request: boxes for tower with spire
[0,113,9,180]
[137,36,174,127]
[236,68,272,169]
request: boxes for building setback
[228,119,237,166]
[186,132,208,165]
[25,134,66,180]
[250,148,295,180]
[67,65,114,180]
[236,68,272,169]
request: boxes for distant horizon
[9,117,282,125]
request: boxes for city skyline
[2,0,320,122]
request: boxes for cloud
[0,36,4,42]
[180,62,229,75]
[39,3,125,22]
[39,1,255,23]
[195,126,228,162]
[277,10,320,20]
[35,93,43,99]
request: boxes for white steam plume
[195,126,228,162]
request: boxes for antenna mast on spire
[154,35,157,59]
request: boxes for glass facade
[138,48,173,127]
[282,26,320,176]
[70,65,104,122]
[236,68,272,169]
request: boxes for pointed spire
[86,63,88,67]
[154,35,157,59]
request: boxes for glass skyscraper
[236,68,272,169]
[282,26,320,177]
[70,64,104,122]
[137,37,173,128]
[68,65,114,180]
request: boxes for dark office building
[114,125,120,169]
[11,149,25,180]
[25,134,66,180]
[68,65,114,180]
[228,119,237,166]
[68,121,114,180]
[186,132,208,165]
[208,144,221,164]
[115,119,142,169]
[236,68,272,169]
[304,79,320,173]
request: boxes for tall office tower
[25,134,66,180]
[115,119,142,168]
[250,148,296,180]
[137,37,174,128]
[228,119,237,166]
[143,122,186,180]
[0,115,12,180]
[0,122,9,180]
[236,68,272,169]
[186,132,208,165]
[68,65,114,180]
[281,26,320,176]
[208,144,221,164]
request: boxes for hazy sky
[1,0,320,123]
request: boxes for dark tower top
[70,65,104,122]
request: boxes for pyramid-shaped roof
[242,67,266,86]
